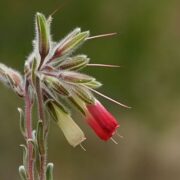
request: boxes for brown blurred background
[0,0,180,179]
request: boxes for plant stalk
[25,80,34,180]
[36,78,47,180]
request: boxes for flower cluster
[0,13,121,148]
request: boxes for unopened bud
[60,71,95,83]
[36,12,50,60]
[0,63,24,96]
[73,86,95,104]
[58,55,89,71]
[43,75,70,96]
[84,80,102,89]
[47,101,86,147]
[52,28,89,59]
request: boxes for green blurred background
[0,0,180,179]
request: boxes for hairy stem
[25,80,34,180]
[36,78,47,180]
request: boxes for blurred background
[0,0,180,179]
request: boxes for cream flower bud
[47,101,86,147]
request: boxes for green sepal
[46,163,54,180]
[19,165,28,180]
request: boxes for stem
[36,78,47,180]
[25,80,34,180]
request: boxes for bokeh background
[0,0,180,179]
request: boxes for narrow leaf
[18,108,26,137]
[36,120,45,155]
[19,165,28,180]
[20,145,28,170]
[46,163,54,180]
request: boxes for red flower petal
[86,100,119,141]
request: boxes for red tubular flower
[86,100,119,141]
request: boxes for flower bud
[60,71,95,83]
[52,28,89,59]
[0,63,24,96]
[46,100,86,147]
[73,86,95,104]
[42,75,70,96]
[36,12,50,60]
[58,55,89,71]
[84,80,102,89]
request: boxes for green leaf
[18,108,26,137]
[20,144,28,169]
[36,120,45,155]
[46,163,54,180]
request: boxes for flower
[47,100,86,147]
[85,100,119,141]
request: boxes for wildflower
[85,100,119,141]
